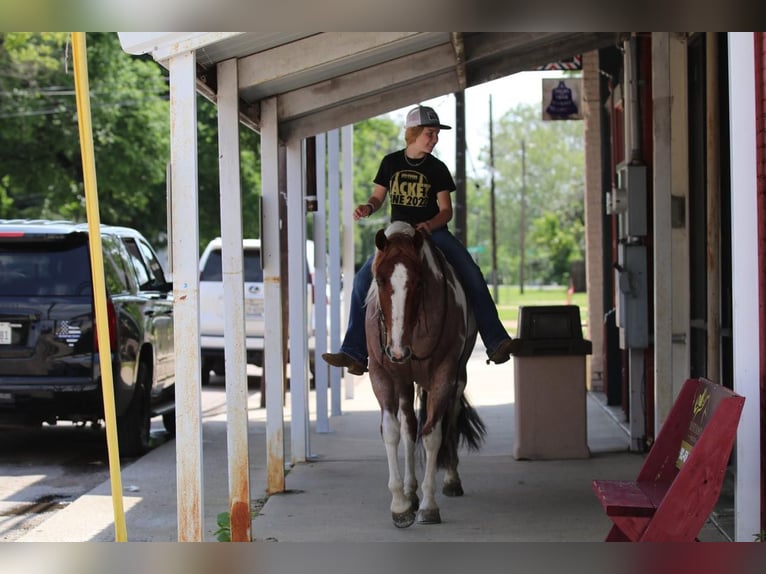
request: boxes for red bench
[592,377,745,541]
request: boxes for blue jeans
[338,227,510,362]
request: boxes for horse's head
[372,222,426,364]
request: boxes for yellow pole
[71,32,128,542]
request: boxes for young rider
[322,105,516,375]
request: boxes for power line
[0,98,167,119]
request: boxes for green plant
[214,497,269,541]
[214,511,232,542]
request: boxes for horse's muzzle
[385,346,412,363]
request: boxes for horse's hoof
[442,482,464,497]
[416,508,441,524]
[392,508,416,528]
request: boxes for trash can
[511,305,593,460]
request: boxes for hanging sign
[542,78,583,121]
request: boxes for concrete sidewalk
[250,354,640,542]
[17,347,729,543]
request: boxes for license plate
[0,322,11,345]
[0,392,12,402]
[245,299,264,317]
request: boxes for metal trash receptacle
[511,305,592,460]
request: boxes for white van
[198,237,316,385]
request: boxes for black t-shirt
[374,150,456,228]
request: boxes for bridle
[375,237,450,362]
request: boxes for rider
[322,105,516,375]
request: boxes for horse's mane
[366,274,380,309]
[385,220,415,238]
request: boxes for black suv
[0,220,175,457]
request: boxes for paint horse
[366,221,486,528]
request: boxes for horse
[365,220,486,528]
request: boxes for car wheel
[117,365,151,457]
[162,410,176,436]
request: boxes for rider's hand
[353,203,372,221]
[415,221,432,235]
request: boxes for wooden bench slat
[638,480,672,508]
[592,479,673,517]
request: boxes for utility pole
[489,95,498,302]
[520,139,526,295]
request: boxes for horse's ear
[375,229,388,250]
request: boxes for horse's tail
[418,390,487,470]
[455,395,487,451]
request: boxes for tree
[467,101,585,285]
[195,96,262,252]
[0,33,263,253]
[528,209,584,285]
[0,33,171,244]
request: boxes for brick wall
[582,50,605,390]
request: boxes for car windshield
[201,249,263,283]
[0,240,92,297]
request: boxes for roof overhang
[119,32,627,140]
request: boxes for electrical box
[615,243,649,349]
[610,162,647,239]
[609,160,649,350]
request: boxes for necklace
[403,151,427,167]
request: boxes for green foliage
[195,97,261,252]
[350,117,401,267]
[466,101,585,286]
[0,181,12,217]
[213,498,268,542]
[0,33,262,253]
[0,36,584,278]
[528,210,584,285]
[0,32,171,244]
[494,285,588,325]
[214,511,232,542]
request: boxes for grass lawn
[490,285,588,335]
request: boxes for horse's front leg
[381,409,416,528]
[417,419,442,524]
[400,393,419,512]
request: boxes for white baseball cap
[404,105,451,130]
